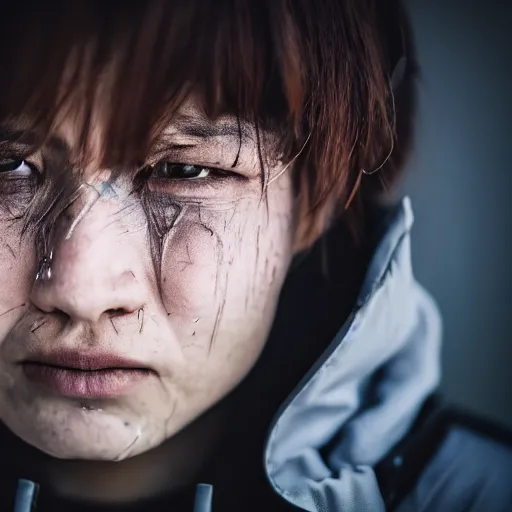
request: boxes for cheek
[0,226,35,339]
[154,195,294,419]
[158,184,293,355]
[161,218,221,319]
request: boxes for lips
[21,350,153,398]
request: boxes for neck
[3,400,227,505]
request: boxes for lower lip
[22,363,150,398]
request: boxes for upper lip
[22,350,150,371]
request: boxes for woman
[0,1,510,511]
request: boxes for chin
[6,400,159,461]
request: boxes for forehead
[0,100,263,168]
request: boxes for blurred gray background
[402,2,512,427]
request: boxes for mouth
[21,351,153,398]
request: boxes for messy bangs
[0,0,417,249]
[0,1,299,167]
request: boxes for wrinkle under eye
[142,158,250,202]
[0,159,40,204]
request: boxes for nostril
[106,308,126,317]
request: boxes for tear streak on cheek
[0,238,35,336]
[160,220,221,320]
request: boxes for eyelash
[142,161,244,198]
[146,162,232,182]
[0,159,39,175]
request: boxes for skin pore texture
[0,101,296,502]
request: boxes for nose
[30,190,147,324]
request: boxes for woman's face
[0,102,295,461]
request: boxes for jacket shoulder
[375,396,512,511]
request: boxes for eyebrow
[170,114,251,142]
[0,115,254,164]
[158,114,253,168]
[0,127,69,155]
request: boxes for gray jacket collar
[265,197,442,511]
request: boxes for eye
[0,159,38,175]
[150,163,213,180]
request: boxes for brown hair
[0,0,417,251]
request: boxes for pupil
[181,164,199,177]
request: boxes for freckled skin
[0,105,295,499]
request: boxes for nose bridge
[55,182,123,269]
[30,187,146,322]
